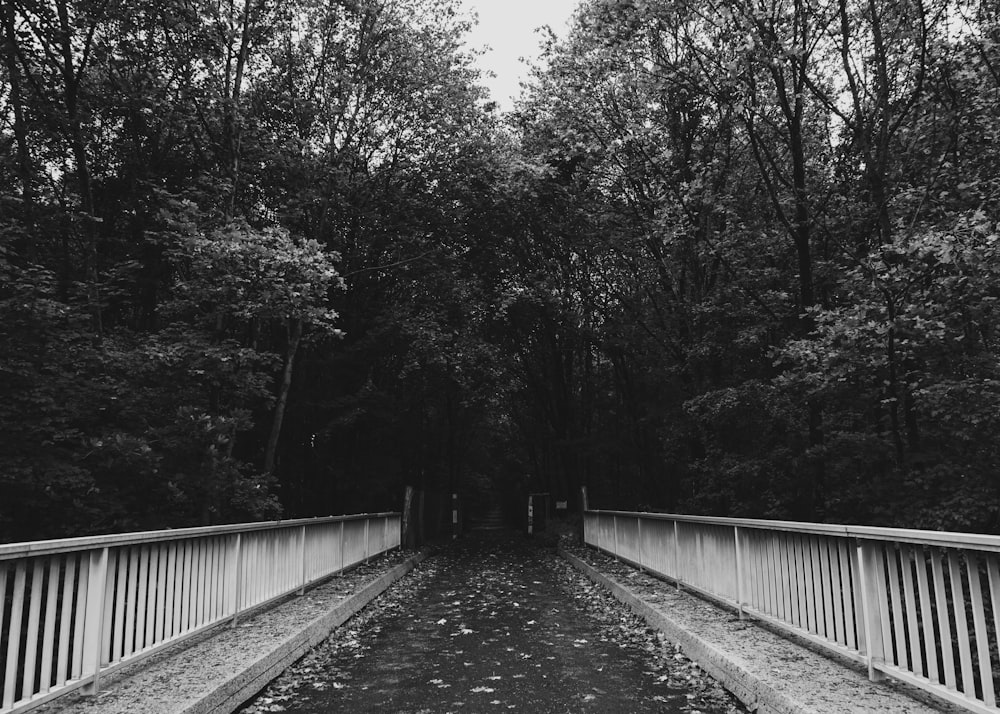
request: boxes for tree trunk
[264,318,303,474]
[222,0,255,218]
[56,0,102,338]
[1,4,34,217]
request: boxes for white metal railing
[584,509,1000,714]
[0,513,400,713]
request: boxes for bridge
[0,507,997,713]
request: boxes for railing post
[674,520,682,590]
[735,526,745,619]
[297,525,307,595]
[230,533,243,627]
[856,539,887,681]
[81,547,109,695]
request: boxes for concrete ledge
[560,547,947,714]
[190,552,428,714]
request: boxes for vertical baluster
[760,534,773,616]
[857,540,887,681]
[270,531,278,597]
[828,540,846,646]
[988,557,1000,695]
[637,518,645,573]
[56,555,75,685]
[81,548,109,694]
[803,537,819,632]
[782,533,798,629]
[0,563,7,707]
[145,546,159,649]
[197,539,209,626]
[965,552,995,706]
[207,539,219,621]
[231,534,243,624]
[71,555,88,680]
[812,536,833,640]
[205,536,219,623]
[3,562,26,708]
[850,543,867,655]
[100,552,116,669]
[799,536,814,632]
[900,546,923,677]
[123,547,139,657]
[218,537,228,616]
[753,531,765,611]
[164,543,177,640]
[734,527,744,619]
[756,531,769,613]
[783,533,798,624]
[885,545,907,668]
[773,533,787,622]
[208,538,218,620]
[673,520,681,588]
[838,540,858,650]
[179,540,192,633]
[112,550,127,663]
[947,551,974,695]
[913,546,938,683]
[931,549,956,690]
[22,559,46,700]
[243,536,255,608]
[199,540,211,624]
[339,521,346,574]
[134,547,150,652]
[299,526,308,595]
[265,532,274,599]
[39,558,60,694]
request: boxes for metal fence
[0,513,400,713]
[584,509,1000,714]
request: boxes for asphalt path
[240,532,742,713]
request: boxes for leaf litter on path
[238,533,746,713]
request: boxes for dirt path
[239,533,743,713]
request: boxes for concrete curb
[560,547,823,714]
[183,550,429,714]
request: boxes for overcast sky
[459,0,579,111]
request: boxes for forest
[2,0,999,542]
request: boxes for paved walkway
[239,533,741,713]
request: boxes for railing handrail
[585,509,1000,551]
[0,513,400,560]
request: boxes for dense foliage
[3,0,999,540]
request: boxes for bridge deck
[27,533,956,714]
[239,532,738,713]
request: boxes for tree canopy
[3,0,999,541]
